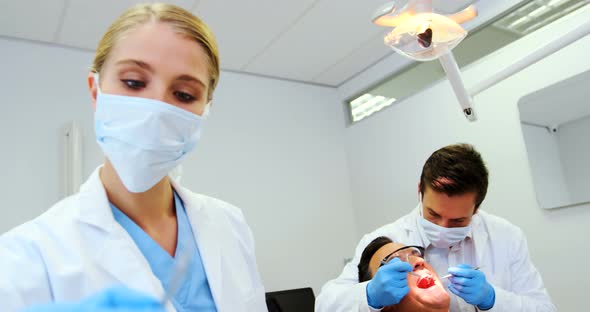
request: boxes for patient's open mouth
[415,271,436,289]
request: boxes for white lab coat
[315,207,556,312]
[0,167,267,312]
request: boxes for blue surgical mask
[94,74,208,193]
[418,194,471,248]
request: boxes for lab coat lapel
[87,225,162,296]
[172,184,226,310]
[471,213,489,267]
[75,168,166,300]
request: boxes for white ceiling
[0,0,521,87]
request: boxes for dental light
[372,0,479,121]
[372,0,590,122]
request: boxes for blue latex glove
[366,257,413,309]
[448,264,495,310]
[21,286,165,312]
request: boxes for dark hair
[358,236,393,283]
[420,143,489,210]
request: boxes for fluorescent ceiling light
[529,5,550,17]
[350,93,397,122]
[494,0,589,35]
[548,0,568,6]
[509,16,529,28]
[351,93,374,108]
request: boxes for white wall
[558,115,590,204]
[0,38,96,229]
[183,71,358,293]
[521,124,571,208]
[0,37,358,294]
[338,7,590,311]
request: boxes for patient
[358,237,450,312]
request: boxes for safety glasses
[380,245,425,267]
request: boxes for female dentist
[0,3,266,312]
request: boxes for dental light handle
[439,51,477,122]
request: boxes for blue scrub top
[110,191,217,312]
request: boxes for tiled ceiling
[0,0,524,87]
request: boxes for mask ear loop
[418,192,424,216]
[202,101,212,118]
[93,73,102,94]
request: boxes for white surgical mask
[418,194,471,248]
[94,74,208,193]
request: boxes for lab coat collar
[471,210,489,267]
[75,167,247,310]
[76,167,203,230]
[168,178,226,310]
[76,166,117,232]
[75,167,174,311]
[405,205,430,247]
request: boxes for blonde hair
[91,3,220,99]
